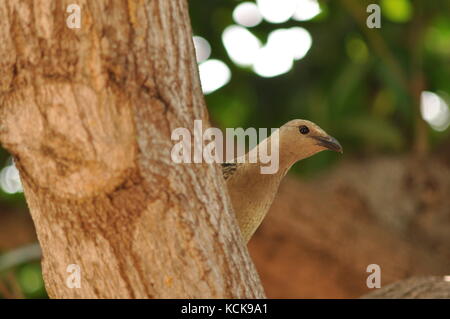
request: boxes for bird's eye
[299,125,309,135]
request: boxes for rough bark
[363,277,450,299]
[0,0,264,298]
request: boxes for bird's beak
[311,135,343,153]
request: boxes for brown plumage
[222,162,238,180]
[222,119,342,243]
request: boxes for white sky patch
[253,44,294,78]
[223,17,313,78]
[199,59,231,94]
[292,0,322,21]
[0,163,23,194]
[222,25,262,66]
[233,2,263,28]
[267,27,312,61]
[420,91,450,132]
[253,27,312,78]
[256,0,297,24]
[193,36,211,63]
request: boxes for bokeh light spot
[18,263,44,295]
[346,36,368,63]
[381,0,413,23]
[199,59,231,94]
[292,0,321,21]
[222,25,262,66]
[253,45,294,78]
[233,2,263,28]
[420,91,450,132]
[193,36,211,63]
[425,18,450,56]
[0,162,23,194]
[256,0,297,24]
[252,27,312,78]
[278,27,312,60]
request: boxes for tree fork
[0,0,264,298]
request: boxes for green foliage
[381,0,413,23]
[17,263,46,298]
[1,0,450,299]
[189,0,450,167]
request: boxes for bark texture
[363,277,450,299]
[0,0,264,298]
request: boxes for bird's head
[279,119,343,161]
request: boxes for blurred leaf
[207,83,257,128]
[381,0,413,23]
[17,263,45,298]
[339,116,405,151]
[372,89,396,118]
[346,35,369,64]
[331,60,370,115]
[425,16,450,56]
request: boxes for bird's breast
[226,165,284,242]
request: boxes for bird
[222,119,343,243]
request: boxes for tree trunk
[0,0,264,298]
[362,277,450,299]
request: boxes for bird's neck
[245,132,297,177]
[278,133,321,171]
[245,128,320,177]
